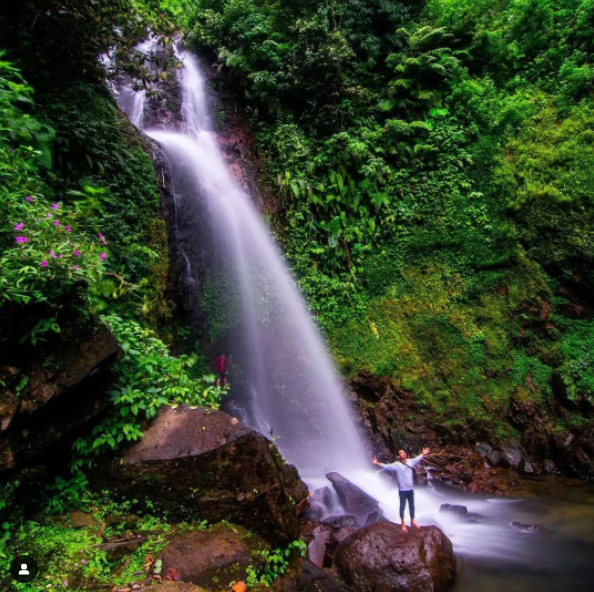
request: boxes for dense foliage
[184,0,594,434]
[0,0,221,486]
[1,0,594,589]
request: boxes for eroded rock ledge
[93,406,309,543]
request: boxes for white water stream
[112,42,594,592]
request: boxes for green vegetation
[72,315,224,469]
[246,539,307,587]
[0,488,209,591]
[183,0,594,434]
[2,0,594,587]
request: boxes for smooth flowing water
[114,42,594,592]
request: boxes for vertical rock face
[334,522,456,592]
[94,406,309,543]
[0,294,121,473]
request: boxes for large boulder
[334,522,455,592]
[0,299,121,473]
[326,473,380,525]
[94,406,308,542]
[158,525,250,589]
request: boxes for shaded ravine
[113,41,594,592]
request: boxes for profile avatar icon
[10,555,39,583]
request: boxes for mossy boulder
[95,406,308,542]
[158,524,250,589]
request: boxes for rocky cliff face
[351,370,594,484]
[0,286,122,475]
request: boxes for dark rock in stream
[488,450,502,467]
[475,441,493,460]
[511,521,551,534]
[334,522,456,592]
[499,441,524,470]
[94,406,308,543]
[520,460,535,474]
[439,503,469,520]
[322,514,358,529]
[326,472,381,525]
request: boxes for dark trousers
[399,490,415,520]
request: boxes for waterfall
[131,45,370,479]
[111,41,431,512]
[113,43,586,577]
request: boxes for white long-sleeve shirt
[379,454,424,491]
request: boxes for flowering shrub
[1,192,107,305]
[0,53,106,306]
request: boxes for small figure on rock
[372,447,430,532]
[215,353,230,388]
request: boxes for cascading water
[113,41,594,592]
[142,45,370,478]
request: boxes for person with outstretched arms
[371,447,430,532]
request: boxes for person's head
[398,449,408,461]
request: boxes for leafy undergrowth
[0,484,304,592]
[0,492,192,591]
[72,315,226,470]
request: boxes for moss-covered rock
[94,406,308,543]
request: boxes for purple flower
[49,250,56,258]
[62,580,68,588]
[46,213,52,218]
[58,253,63,258]
[65,226,72,232]
[97,233,103,239]
[41,260,48,267]
[13,222,24,231]
[74,250,81,257]
[25,196,33,202]
[9,148,14,153]
[53,220,60,227]
[100,252,106,261]
[15,236,28,244]
[74,265,80,271]
[51,203,59,210]
[81,559,87,565]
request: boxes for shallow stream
[432,475,594,592]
